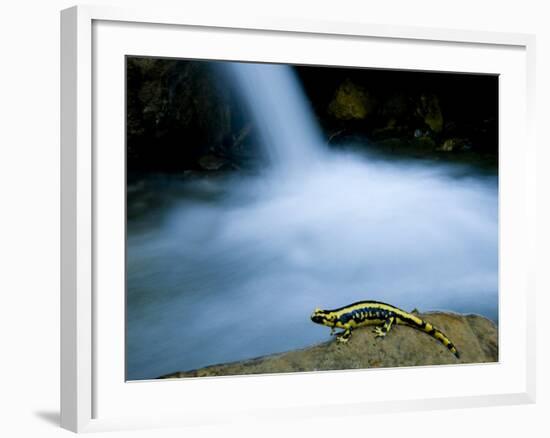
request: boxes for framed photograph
[61,5,536,433]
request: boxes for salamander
[311,300,460,358]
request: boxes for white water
[126,63,498,380]
[225,62,322,172]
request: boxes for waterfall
[226,62,323,172]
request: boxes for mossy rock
[438,137,467,152]
[416,93,444,133]
[328,79,375,120]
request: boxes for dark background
[126,57,498,174]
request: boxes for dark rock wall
[127,57,498,173]
[297,65,498,157]
[127,57,259,174]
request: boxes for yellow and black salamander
[311,300,460,358]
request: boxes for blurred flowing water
[224,62,323,173]
[126,63,498,380]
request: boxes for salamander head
[311,308,338,327]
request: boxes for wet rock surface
[160,312,498,379]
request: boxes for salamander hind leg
[373,316,395,338]
[336,328,353,343]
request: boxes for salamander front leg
[336,328,352,343]
[373,316,395,338]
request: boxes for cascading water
[126,62,498,380]
[224,62,323,172]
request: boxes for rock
[126,57,249,171]
[160,312,498,378]
[328,79,375,120]
[198,154,229,170]
[411,136,437,151]
[416,93,443,133]
[438,137,465,152]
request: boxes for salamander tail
[423,321,460,359]
[403,313,460,359]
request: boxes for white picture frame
[60,4,536,433]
